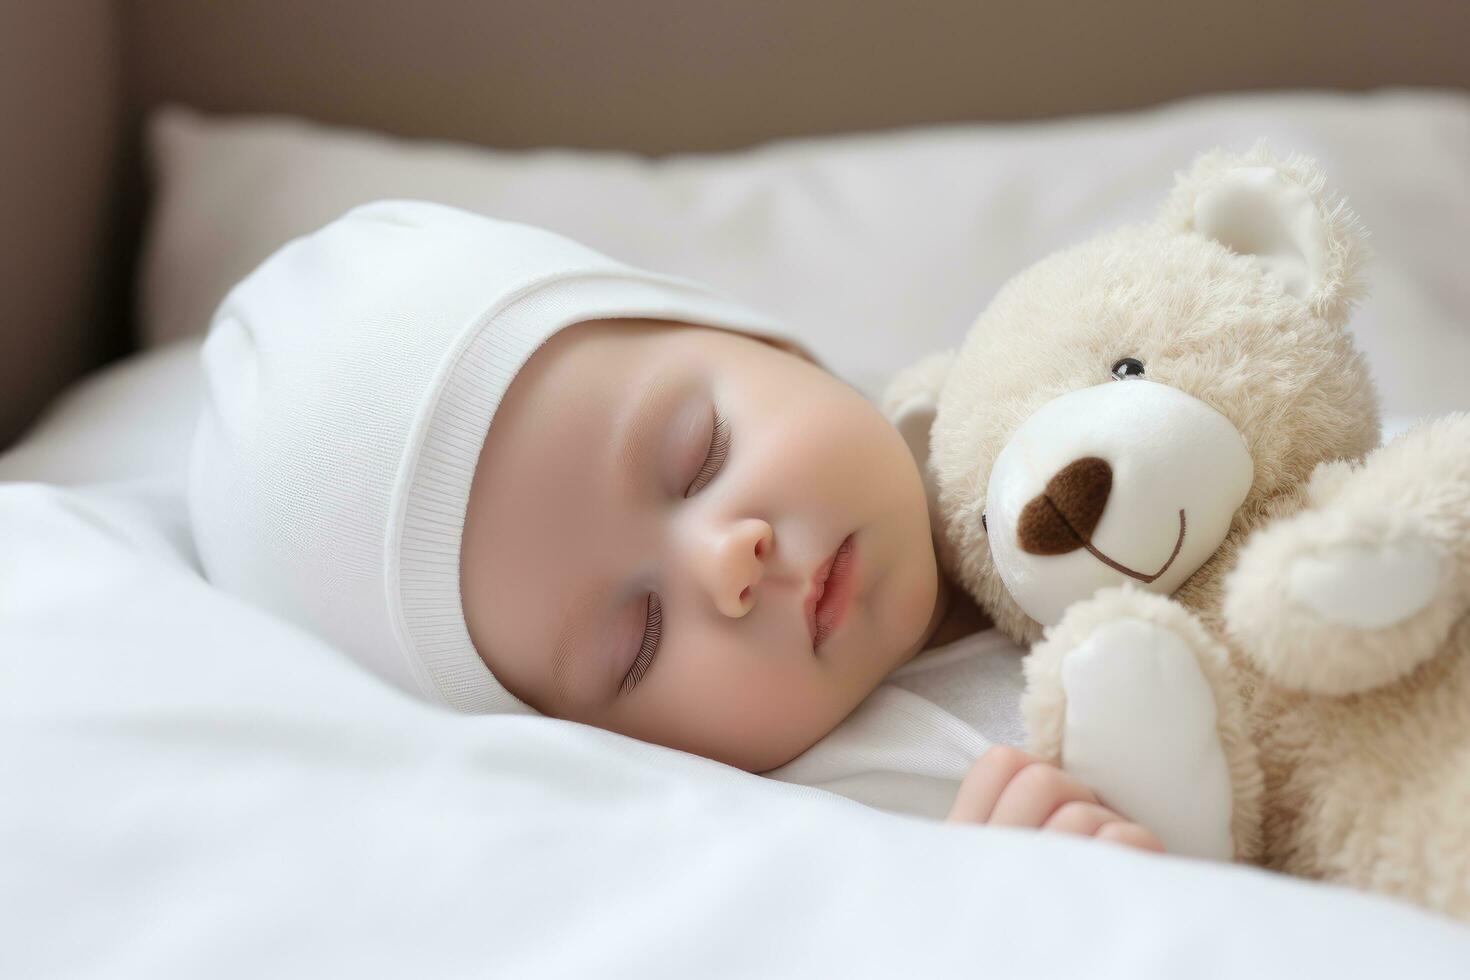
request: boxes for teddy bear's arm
[1224,413,1470,696]
[1022,587,1261,861]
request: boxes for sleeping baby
[189,200,1162,853]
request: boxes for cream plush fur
[885,145,1470,918]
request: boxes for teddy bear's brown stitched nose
[1016,457,1112,555]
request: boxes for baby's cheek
[664,644,836,755]
[886,548,939,642]
[771,402,895,510]
[685,641,813,710]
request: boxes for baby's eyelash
[684,410,731,497]
[623,408,724,694]
[621,594,662,695]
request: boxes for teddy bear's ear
[1155,143,1369,324]
[882,349,955,529]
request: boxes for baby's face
[461,319,939,772]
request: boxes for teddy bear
[883,143,1470,918]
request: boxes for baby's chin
[744,714,849,773]
[745,534,939,772]
[874,528,943,661]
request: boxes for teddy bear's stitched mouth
[1040,500,1188,584]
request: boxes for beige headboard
[3,0,1468,449]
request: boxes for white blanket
[5,473,1470,978]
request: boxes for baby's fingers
[1097,821,1165,853]
[946,747,1040,824]
[1045,801,1165,853]
[1043,801,1116,838]
[988,763,1099,828]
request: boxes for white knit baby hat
[189,200,795,714]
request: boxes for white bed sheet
[4,470,1470,978]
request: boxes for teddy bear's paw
[1024,594,1239,860]
[1226,416,1470,696]
[1229,524,1458,696]
[1290,537,1443,628]
[1059,618,1234,860]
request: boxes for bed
[4,4,1469,976]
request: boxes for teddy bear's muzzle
[985,379,1254,627]
[1015,456,1189,585]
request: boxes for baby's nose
[707,519,773,618]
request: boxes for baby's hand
[946,746,1164,853]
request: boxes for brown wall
[3,0,1469,449]
[0,0,123,449]
[121,0,1470,152]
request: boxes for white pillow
[0,337,202,488]
[142,89,1470,419]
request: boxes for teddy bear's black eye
[1111,357,1145,380]
[981,512,988,533]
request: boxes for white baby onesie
[764,628,1027,820]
